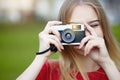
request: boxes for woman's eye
[90,23,99,27]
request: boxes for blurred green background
[0,20,120,80]
[0,0,120,80]
[0,20,59,80]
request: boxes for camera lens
[62,29,75,43]
[65,33,72,39]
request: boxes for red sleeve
[36,61,50,80]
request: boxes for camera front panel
[74,30,85,44]
[52,24,85,45]
[60,30,85,45]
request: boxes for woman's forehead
[70,5,98,23]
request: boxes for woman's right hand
[38,21,64,57]
[16,21,64,80]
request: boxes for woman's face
[69,5,103,37]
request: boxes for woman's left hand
[79,23,110,64]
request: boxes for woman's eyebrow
[69,20,100,24]
[88,20,100,24]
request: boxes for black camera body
[53,24,85,45]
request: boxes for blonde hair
[58,0,120,80]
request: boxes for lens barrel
[61,29,75,43]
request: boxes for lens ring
[62,29,75,43]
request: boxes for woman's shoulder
[48,59,59,64]
[87,67,108,80]
[47,60,60,79]
[47,60,59,69]
[36,60,60,80]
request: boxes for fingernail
[79,46,81,49]
[84,53,86,56]
[61,46,64,50]
[79,45,82,49]
[59,49,62,52]
[84,52,87,56]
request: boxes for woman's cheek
[95,28,103,37]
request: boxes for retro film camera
[52,24,85,45]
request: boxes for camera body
[52,24,85,45]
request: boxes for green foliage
[112,24,120,43]
[0,21,119,80]
[0,21,46,80]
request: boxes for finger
[85,28,91,36]
[49,35,64,50]
[49,27,61,40]
[84,23,97,37]
[84,40,98,56]
[79,36,94,49]
[49,38,62,52]
[49,35,63,48]
[45,21,62,30]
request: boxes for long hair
[58,0,120,80]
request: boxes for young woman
[17,0,120,80]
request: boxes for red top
[36,60,108,80]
